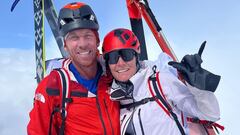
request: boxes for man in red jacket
[27,2,120,135]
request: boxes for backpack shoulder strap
[47,68,72,135]
[55,68,72,135]
[148,65,186,135]
[148,71,171,116]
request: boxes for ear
[138,49,141,54]
[63,40,67,50]
[136,49,141,55]
[96,35,100,47]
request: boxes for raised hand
[168,41,220,92]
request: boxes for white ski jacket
[111,53,220,135]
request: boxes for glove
[168,41,221,92]
[110,80,134,100]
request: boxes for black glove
[110,80,134,100]
[168,41,221,92]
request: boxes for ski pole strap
[148,70,186,135]
[55,69,72,135]
[120,97,155,110]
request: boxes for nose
[116,57,126,66]
[77,37,88,48]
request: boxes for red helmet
[58,2,99,37]
[102,28,140,55]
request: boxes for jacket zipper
[96,96,106,135]
[138,109,145,135]
[104,99,114,135]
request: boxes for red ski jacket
[27,59,120,135]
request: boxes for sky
[0,0,239,134]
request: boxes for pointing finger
[198,41,206,57]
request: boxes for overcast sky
[1,0,239,134]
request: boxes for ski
[126,0,177,61]
[33,0,45,83]
[126,0,148,60]
[34,0,68,83]
[44,0,68,58]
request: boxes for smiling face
[109,56,137,82]
[64,29,98,68]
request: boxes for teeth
[117,69,128,73]
[79,51,90,55]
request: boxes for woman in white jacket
[102,28,221,135]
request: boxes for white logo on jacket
[34,93,45,103]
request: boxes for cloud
[0,48,36,135]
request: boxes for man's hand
[168,41,221,92]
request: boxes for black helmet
[58,2,99,37]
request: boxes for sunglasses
[105,49,136,64]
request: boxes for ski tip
[10,0,20,12]
[10,6,15,12]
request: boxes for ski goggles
[104,49,137,64]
